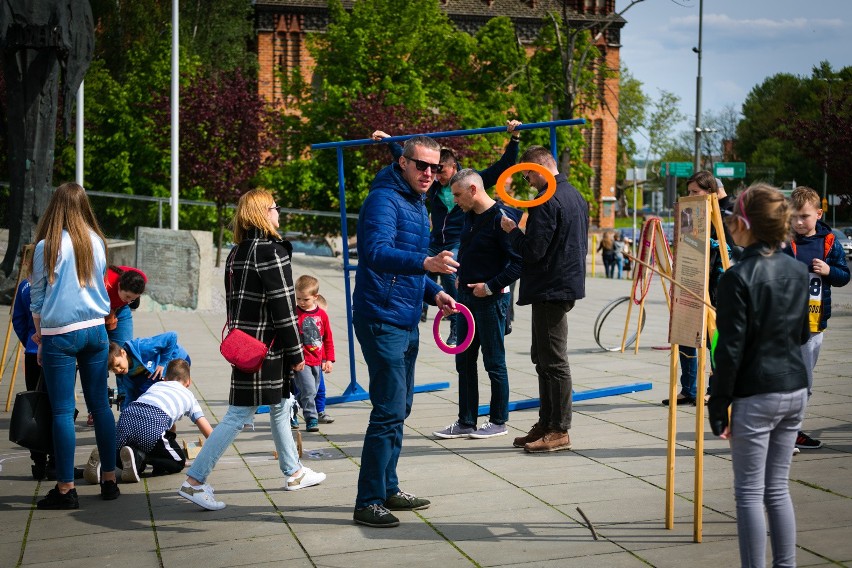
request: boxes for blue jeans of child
[730,389,806,568]
[293,365,321,421]
[456,290,510,428]
[41,325,116,483]
[353,313,417,509]
[187,399,300,483]
[107,305,133,408]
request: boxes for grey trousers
[730,388,807,568]
[800,332,823,396]
[293,365,321,421]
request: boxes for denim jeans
[426,244,459,334]
[678,346,698,399]
[41,325,115,483]
[530,301,574,432]
[107,305,133,408]
[353,313,418,508]
[187,398,300,483]
[456,289,510,427]
[293,365,321,421]
[800,332,822,396]
[730,389,807,568]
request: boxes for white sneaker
[84,448,101,485]
[285,467,326,491]
[119,446,140,483]
[178,482,226,510]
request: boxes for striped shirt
[133,381,204,426]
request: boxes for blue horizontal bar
[310,119,586,150]
[324,381,450,406]
[477,382,653,416]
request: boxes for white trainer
[178,482,226,510]
[285,467,326,491]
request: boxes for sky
[618,0,852,146]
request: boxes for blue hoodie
[353,162,442,329]
[122,332,190,380]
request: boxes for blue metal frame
[477,382,653,416]
[308,119,587,406]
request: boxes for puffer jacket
[709,243,809,429]
[353,163,442,329]
[508,173,589,305]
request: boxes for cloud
[668,14,845,46]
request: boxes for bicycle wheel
[593,296,646,352]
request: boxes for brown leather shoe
[524,431,571,453]
[513,422,546,448]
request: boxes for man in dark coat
[501,145,589,453]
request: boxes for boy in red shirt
[294,275,335,432]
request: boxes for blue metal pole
[310,118,585,150]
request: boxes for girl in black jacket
[709,183,809,568]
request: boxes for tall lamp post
[692,0,704,171]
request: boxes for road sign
[713,162,746,178]
[661,162,693,178]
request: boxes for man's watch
[511,134,520,142]
[483,283,493,296]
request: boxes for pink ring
[433,303,475,354]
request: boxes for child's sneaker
[290,415,299,430]
[84,448,101,485]
[306,418,319,432]
[284,467,326,491]
[317,412,335,424]
[119,446,141,483]
[178,482,226,510]
[795,431,823,449]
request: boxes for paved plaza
[1,253,850,567]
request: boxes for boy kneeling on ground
[85,359,212,483]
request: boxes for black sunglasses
[406,157,442,173]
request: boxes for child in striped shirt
[85,359,212,484]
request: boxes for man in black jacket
[500,146,589,453]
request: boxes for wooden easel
[2,244,34,411]
[621,217,674,353]
[664,194,731,542]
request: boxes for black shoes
[662,395,696,406]
[100,479,120,500]
[37,486,80,510]
[353,503,400,528]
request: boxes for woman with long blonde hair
[177,189,325,510]
[30,182,119,509]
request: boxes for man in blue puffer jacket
[352,135,458,528]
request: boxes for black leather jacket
[709,242,809,433]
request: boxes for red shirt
[105,266,148,310]
[296,306,335,367]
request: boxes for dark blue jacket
[507,173,589,305]
[387,139,520,249]
[12,280,38,355]
[784,219,850,331]
[457,203,523,293]
[353,163,442,329]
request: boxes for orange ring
[495,163,557,208]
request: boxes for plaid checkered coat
[225,228,304,406]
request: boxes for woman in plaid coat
[177,189,325,510]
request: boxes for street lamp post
[692,0,704,171]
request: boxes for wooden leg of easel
[620,299,634,353]
[0,318,15,386]
[634,296,648,355]
[5,343,23,412]
[693,343,707,543]
[665,343,678,530]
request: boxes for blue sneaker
[433,422,476,439]
[290,415,299,430]
[469,421,508,439]
[306,418,319,432]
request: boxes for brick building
[254,0,624,228]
